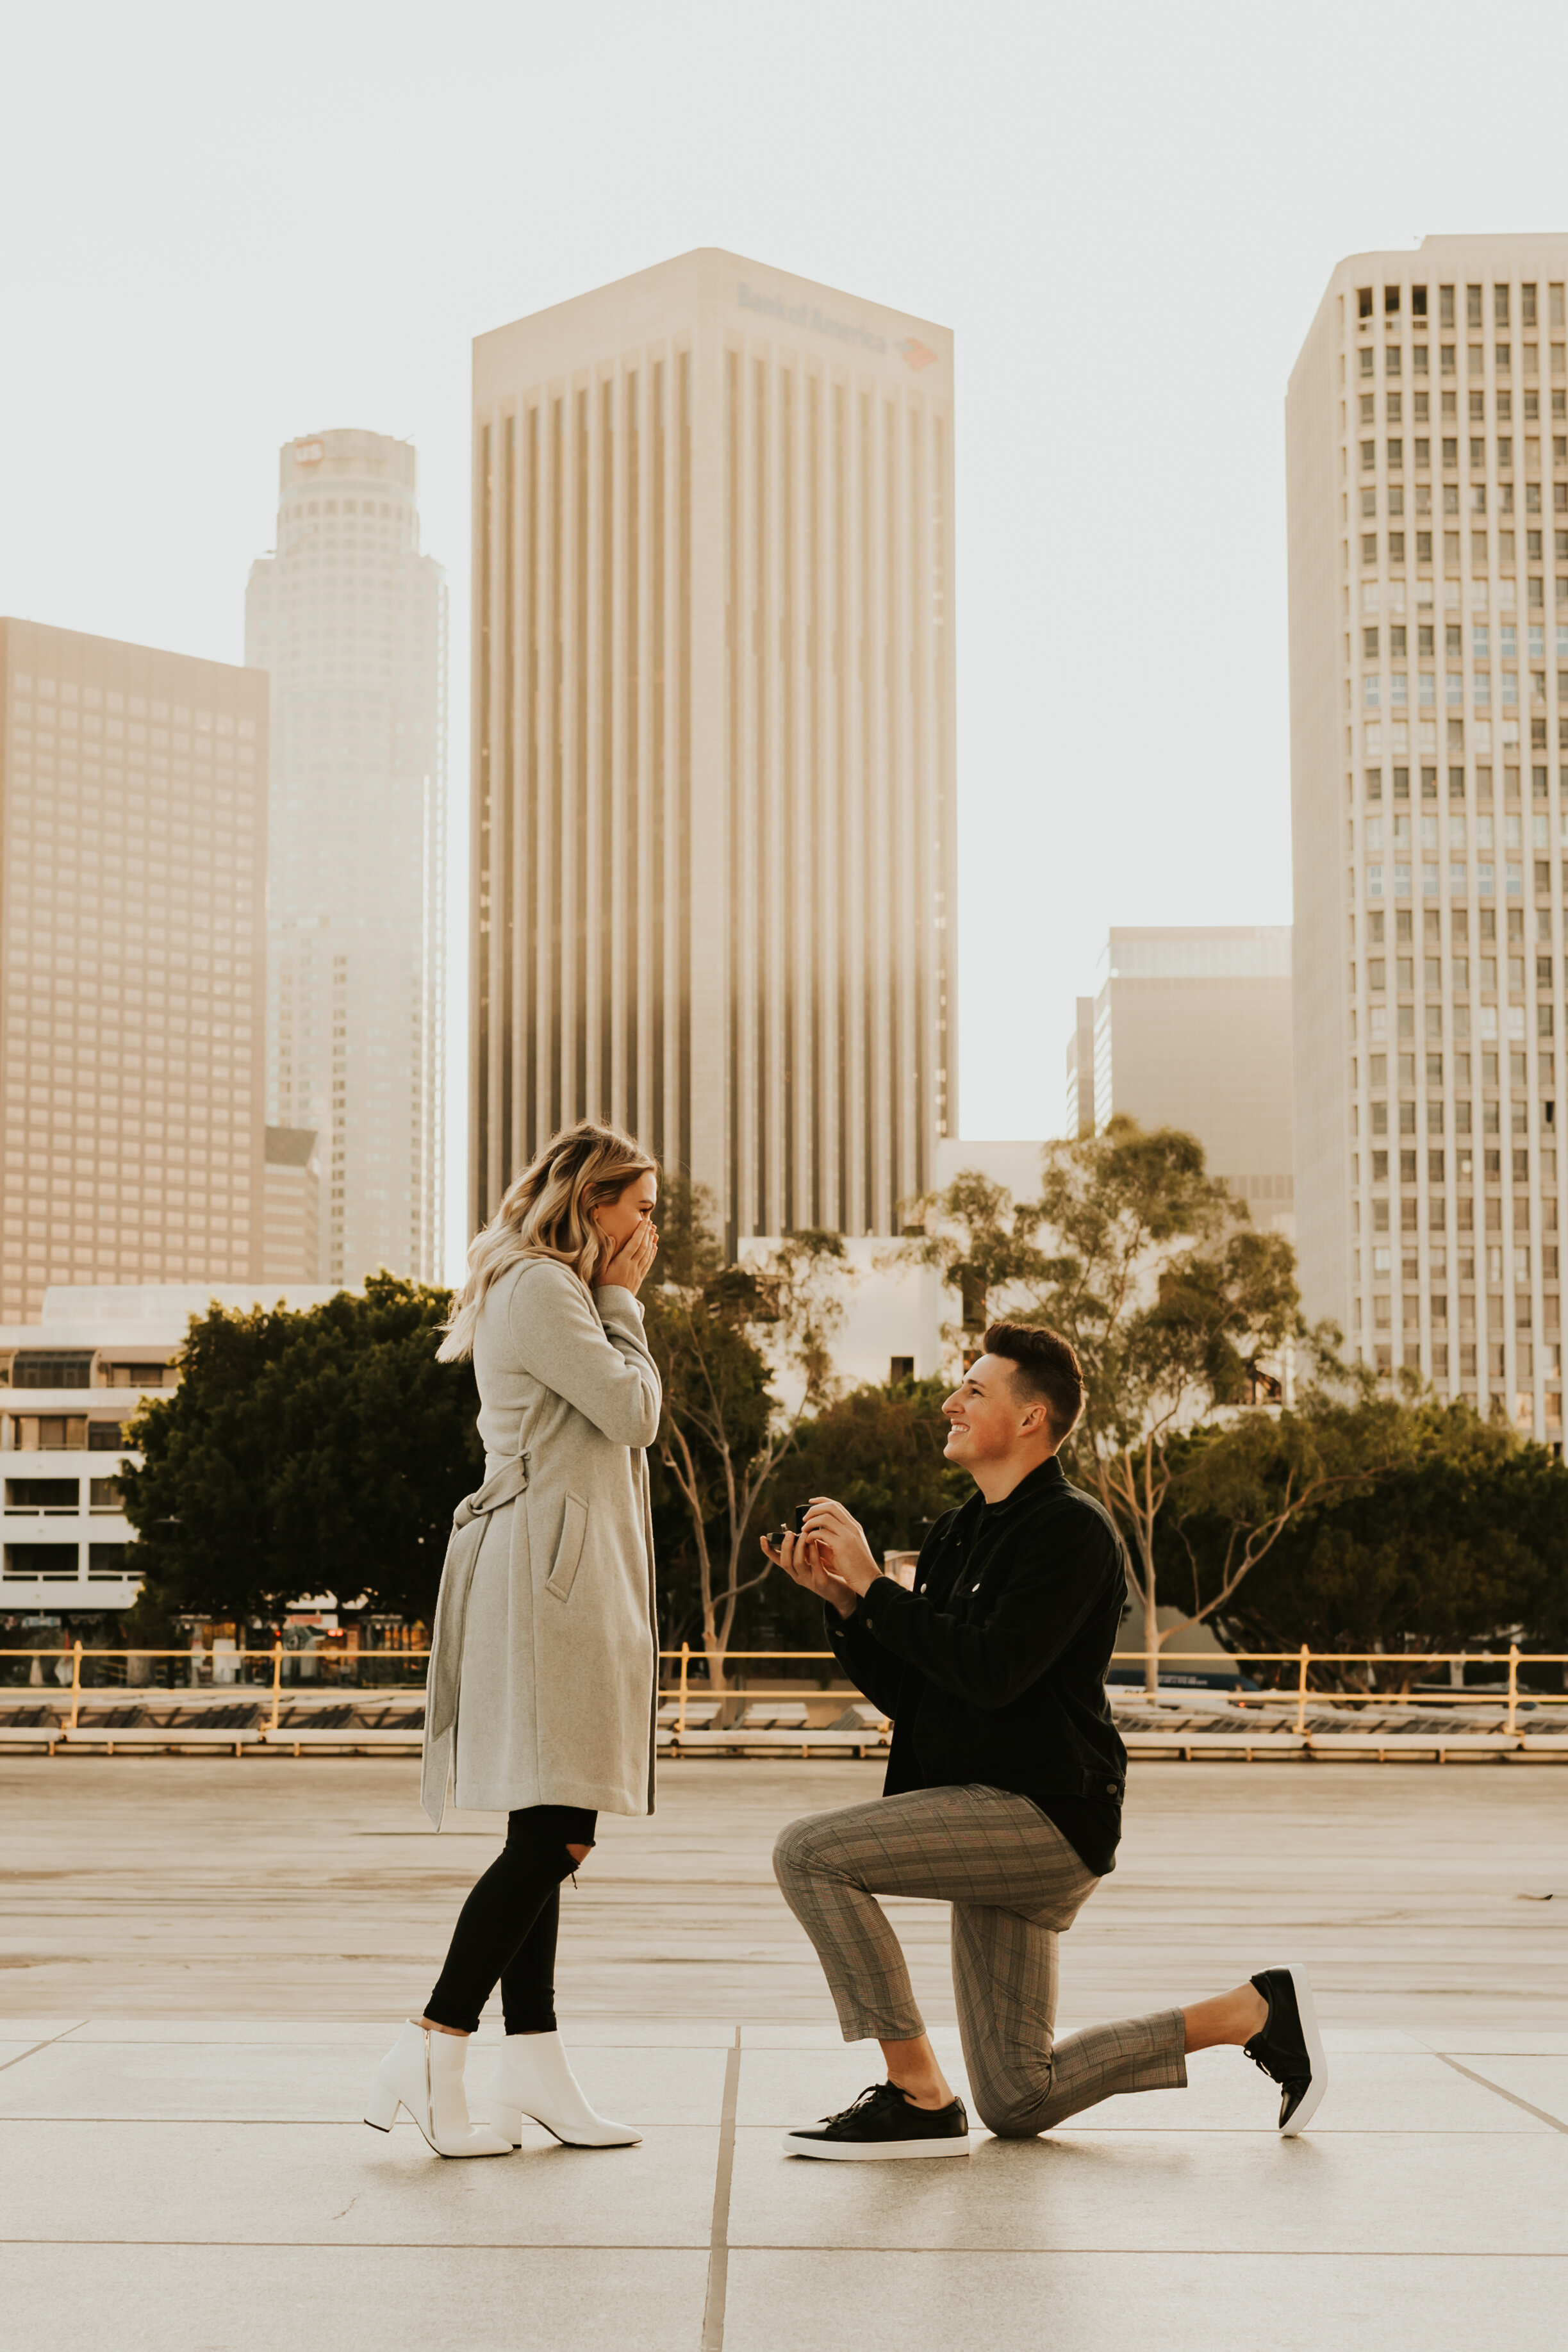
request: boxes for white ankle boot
[365,2021,514,2157]
[482,2031,641,2147]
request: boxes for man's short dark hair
[982,1323,1084,1443]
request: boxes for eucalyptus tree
[643,1179,849,1689]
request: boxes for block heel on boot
[365,2021,514,2157]
[363,2078,399,2132]
[483,2031,641,2148]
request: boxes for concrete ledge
[62,1727,262,1753]
[1307,1732,1523,1757]
[1123,1730,1308,1756]
[661,1728,891,1756]
[259,1727,423,1752]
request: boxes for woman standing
[366,1121,662,2158]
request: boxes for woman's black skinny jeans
[424,1803,597,2036]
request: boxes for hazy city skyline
[11,3,1568,1276]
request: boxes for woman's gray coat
[421,1259,662,1828]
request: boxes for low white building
[0,1282,338,1620]
[739,1143,1050,1405]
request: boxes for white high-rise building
[468,249,955,1246]
[245,431,447,1288]
[1289,239,1565,1444]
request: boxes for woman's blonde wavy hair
[436,1119,657,1362]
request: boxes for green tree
[118,1298,304,1625]
[120,1275,480,1626]
[896,1169,1052,1343]
[1173,1403,1568,1687]
[763,1373,968,1557]
[643,1179,849,1689]
[1025,1118,1312,1695]
[753,1373,971,1648]
[1157,1389,1424,1655]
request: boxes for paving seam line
[1433,2053,1568,2133]
[0,2240,1559,2256]
[700,2030,742,2352]
[0,2023,90,2077]
[0,2238,722,2251]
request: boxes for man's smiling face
[941,1354,1044,1469]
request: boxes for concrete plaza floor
[2,1756,1565,2348]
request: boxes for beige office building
[0,620,267,1325]
[470,248,955,1245]
[261,1124,320,1282]
[245,431,447,1289]
[1065,927,1295,1230]
[1289,238,1565,1442]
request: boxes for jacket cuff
[595,1284,645,1327]
[857,1576,912,1632]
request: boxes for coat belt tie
[425,1452,530,1756]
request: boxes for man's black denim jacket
[828,1455,1130,1876]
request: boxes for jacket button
[1105,1782,1118,1794]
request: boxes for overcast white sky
[6,0,1568,1273]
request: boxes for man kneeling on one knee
[765,1322,1326,2160]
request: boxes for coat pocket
[545,1493,590,1602]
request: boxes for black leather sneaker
[782,2081,971,2160]
[1244,1963,1327,2134]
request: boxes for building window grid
[1344,281,1564,1427]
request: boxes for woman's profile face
[593,1169,658,1249]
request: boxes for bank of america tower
[1289,237,1565,1445]
[245,431,447,1286]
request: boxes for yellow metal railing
[1,1643,1565,1744]
[0,1639,415,1734]
[648,1644,1568,1741]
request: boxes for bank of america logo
[896,338,937,371]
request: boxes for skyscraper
[262,1124,320,1283]
[1064,996,1097,1138]
[0,618,268,1323]
[1289,238,1565,1442]
[469,249,955,1245]
[245,430,447,1288]
[1065,928,1295,1231]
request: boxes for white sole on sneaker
[1277,1960,1328,2135]
[781,2131,971,2160]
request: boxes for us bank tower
[468,249,955,1246]
[245,431,448,1288]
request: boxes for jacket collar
[977,1455,1066,1520]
